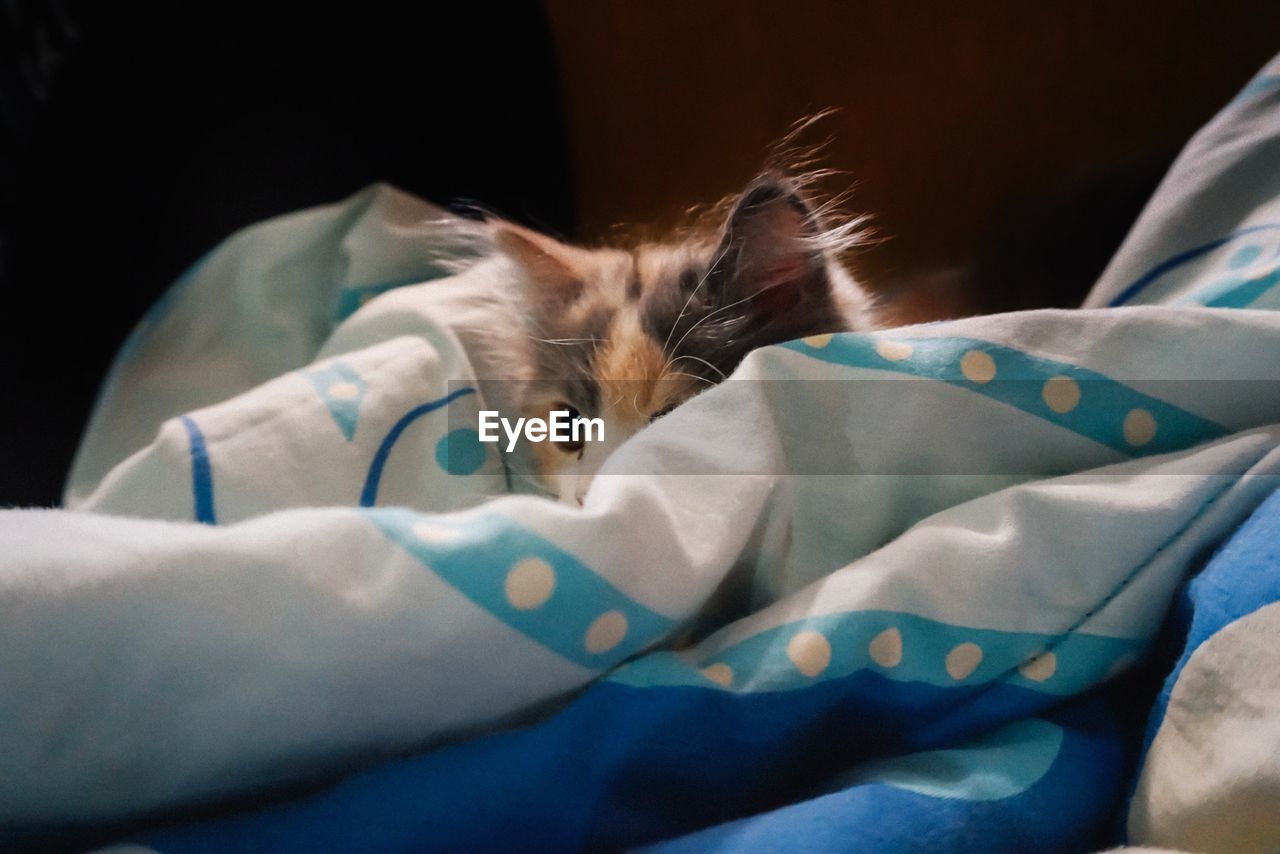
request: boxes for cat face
[492,175,875,504]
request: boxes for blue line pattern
[360,388,477,507]
[179,415,217,525]
[1108,224,1280,307]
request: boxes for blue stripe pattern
[782,334,1229,457]
[610,610,1138,698]
[360,388,476,507]
[366,507,675,669]
[1107,223,1280,307]
[179,416,216,525]
[1195,266,1280,309]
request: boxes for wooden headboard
[545,1,1280,320]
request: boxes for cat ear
[491,221,591,302]
[708,177,830,312]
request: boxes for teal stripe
[609,609,1139,698]
[781,334,1229,456]
[1199,268,1280,309]
[1107,225,1280,306]
[366,507,675,669]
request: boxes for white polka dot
[868,627,903,668]
[1019,651,1057,682]
[1124,408,1157,446]
[412,521,460,544]
[960,350,996,383]
[1042,376,1080,413]
[504,558,556,610]
[328,381,360,401]
[803,333,834,349]
[787,630,832,677]
[585,610,628,654]
[945,642,984,680]
[875,340,914,361]
[701,663,734,687]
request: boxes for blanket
[3,53,1279,853]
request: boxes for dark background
[3,1,1279,507]
[0,2,574,507]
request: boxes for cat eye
[554,403,586,456]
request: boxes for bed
[4,52,1279,854]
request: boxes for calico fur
[486,172,879,504]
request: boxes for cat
[487,173,879,504]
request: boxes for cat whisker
[665,286,763,371]
[667,353,726,382]
[529,336,602,346]
[660,240,731,356]
[665,371,717,388]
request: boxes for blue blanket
[3,53,1279,854]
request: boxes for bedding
[4,53,1280,853]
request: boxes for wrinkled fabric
[3,51,1279,854]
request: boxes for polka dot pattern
[960,350,996,383]
[875,340,914,362]
[701,663,734,687]
[1019,651,1057,682]
[1123,408,1158,446]
[1109,225,1280,307]
[368,508,674,669]
[505,558,557,610]
[360,388,479,508]
[1041,376,1080,413]
[612,610,1138,699]
[785,334,1227,458]
[585,611,628,654]
[868,627,903,668]
[946,642,984,680]
[435,428,488,476]
[787,630,832,677]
